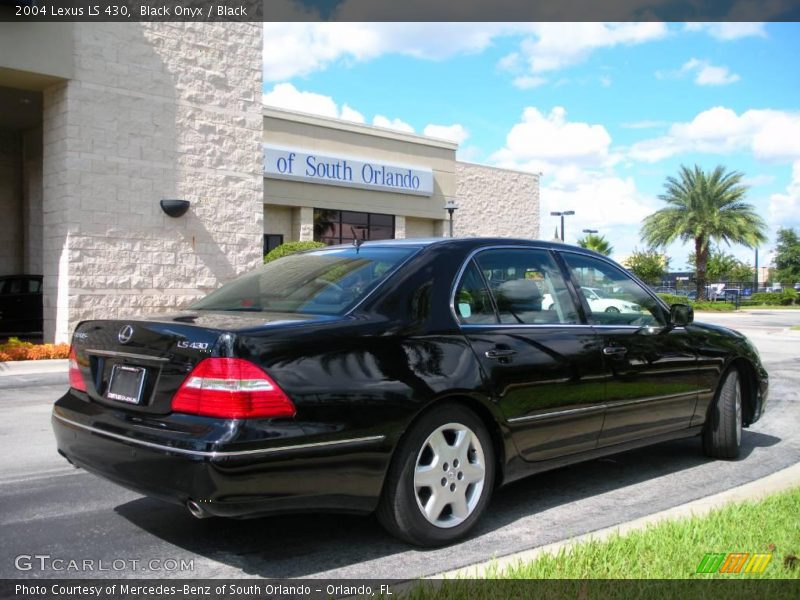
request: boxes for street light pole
[444,199,459,238]
[754,247,759,292]
[550,210,575,242]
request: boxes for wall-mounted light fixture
[444,199,459,238]
[160,199,190,218]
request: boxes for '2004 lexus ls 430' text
[53,238,768,546]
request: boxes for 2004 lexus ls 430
[53,238,768,546]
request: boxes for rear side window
[475,248,578,325]
[454,262,497,324]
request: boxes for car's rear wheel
[377,403,494,547]
[605,306,620,313]
[703,368,743,459]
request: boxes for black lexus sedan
[53,238,768,546]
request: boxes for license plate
[107,365,146,404]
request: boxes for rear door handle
[485,349,517,359]
[603,346,628,356]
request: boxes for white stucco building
[0,22,539,342]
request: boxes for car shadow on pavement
[114,430,783,579]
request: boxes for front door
[560,252,699,446]
[455,247,607,462]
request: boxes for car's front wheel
[703,368,743,459]
[377,404,495,547]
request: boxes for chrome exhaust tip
[186,499,210,519]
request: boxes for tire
[703,368,743,459]
[377,403,495,547]
[604,306,620,313]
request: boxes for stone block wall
[455,162,540,240]
[41,23,263,342]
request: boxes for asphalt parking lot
[1,310,798,579]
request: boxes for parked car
[53,239,769,547]
[794,283,800,292]
[0,274,43,337]
[544,286,642,314]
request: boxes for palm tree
[577,233,613,256]
[641,165,767,300]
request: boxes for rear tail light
[68,346,87,392]
[171,358,296,419]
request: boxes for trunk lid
[70,310,339,414]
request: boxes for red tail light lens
[68,346,87,392]
[171,358,296,419]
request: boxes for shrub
[0,337,70,361]
[749,290,799,306]
[657,293,688,306]
[692,301,736,312]
[264,241,325,264]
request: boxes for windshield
[190,246,418,315]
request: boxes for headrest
[497,279,541,302]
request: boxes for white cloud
[372,115,415,133]
[503,22,668,75]
[536,170,661,253]
[262,83,366,123]
[628,107,800,163]
[684,22,767,41]
[512,75,548,89]
[489,106,615,174]
[340,104,366,123]
[769,162,800,229]
[423,123,469,145]
[263,23,519,81]
[680,58,740,86]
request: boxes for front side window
[561,252,666,326]
[190,246,417,315]
[470,248,578,325]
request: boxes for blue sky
[262,23,800,269]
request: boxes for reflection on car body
[52,238,769,546]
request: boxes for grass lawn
[492,486,800,579]
[791,326,800,331]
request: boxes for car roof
[320,237,609,258]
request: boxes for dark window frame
[313,208,395,245]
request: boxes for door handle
[603,346,628,356]
[485,348,517,359]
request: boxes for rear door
[456,247,607,462]
[560,251,699,446]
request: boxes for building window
[263,234,284,256]
[313,209,395,245]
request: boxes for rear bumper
[52,395,392,518]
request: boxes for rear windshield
[189,246,418,315]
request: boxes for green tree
[264,240,325,263]
[576,233,613,256]
[641,165,767,300]
[687,247,754,282]
[622,248,669,285]
[773,228,800,283]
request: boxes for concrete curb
[433,461,800,579]
[0,359,68,376]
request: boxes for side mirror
[670,303,694,327]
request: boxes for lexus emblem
[118,325,134,344]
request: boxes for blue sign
[264,145,434,197]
